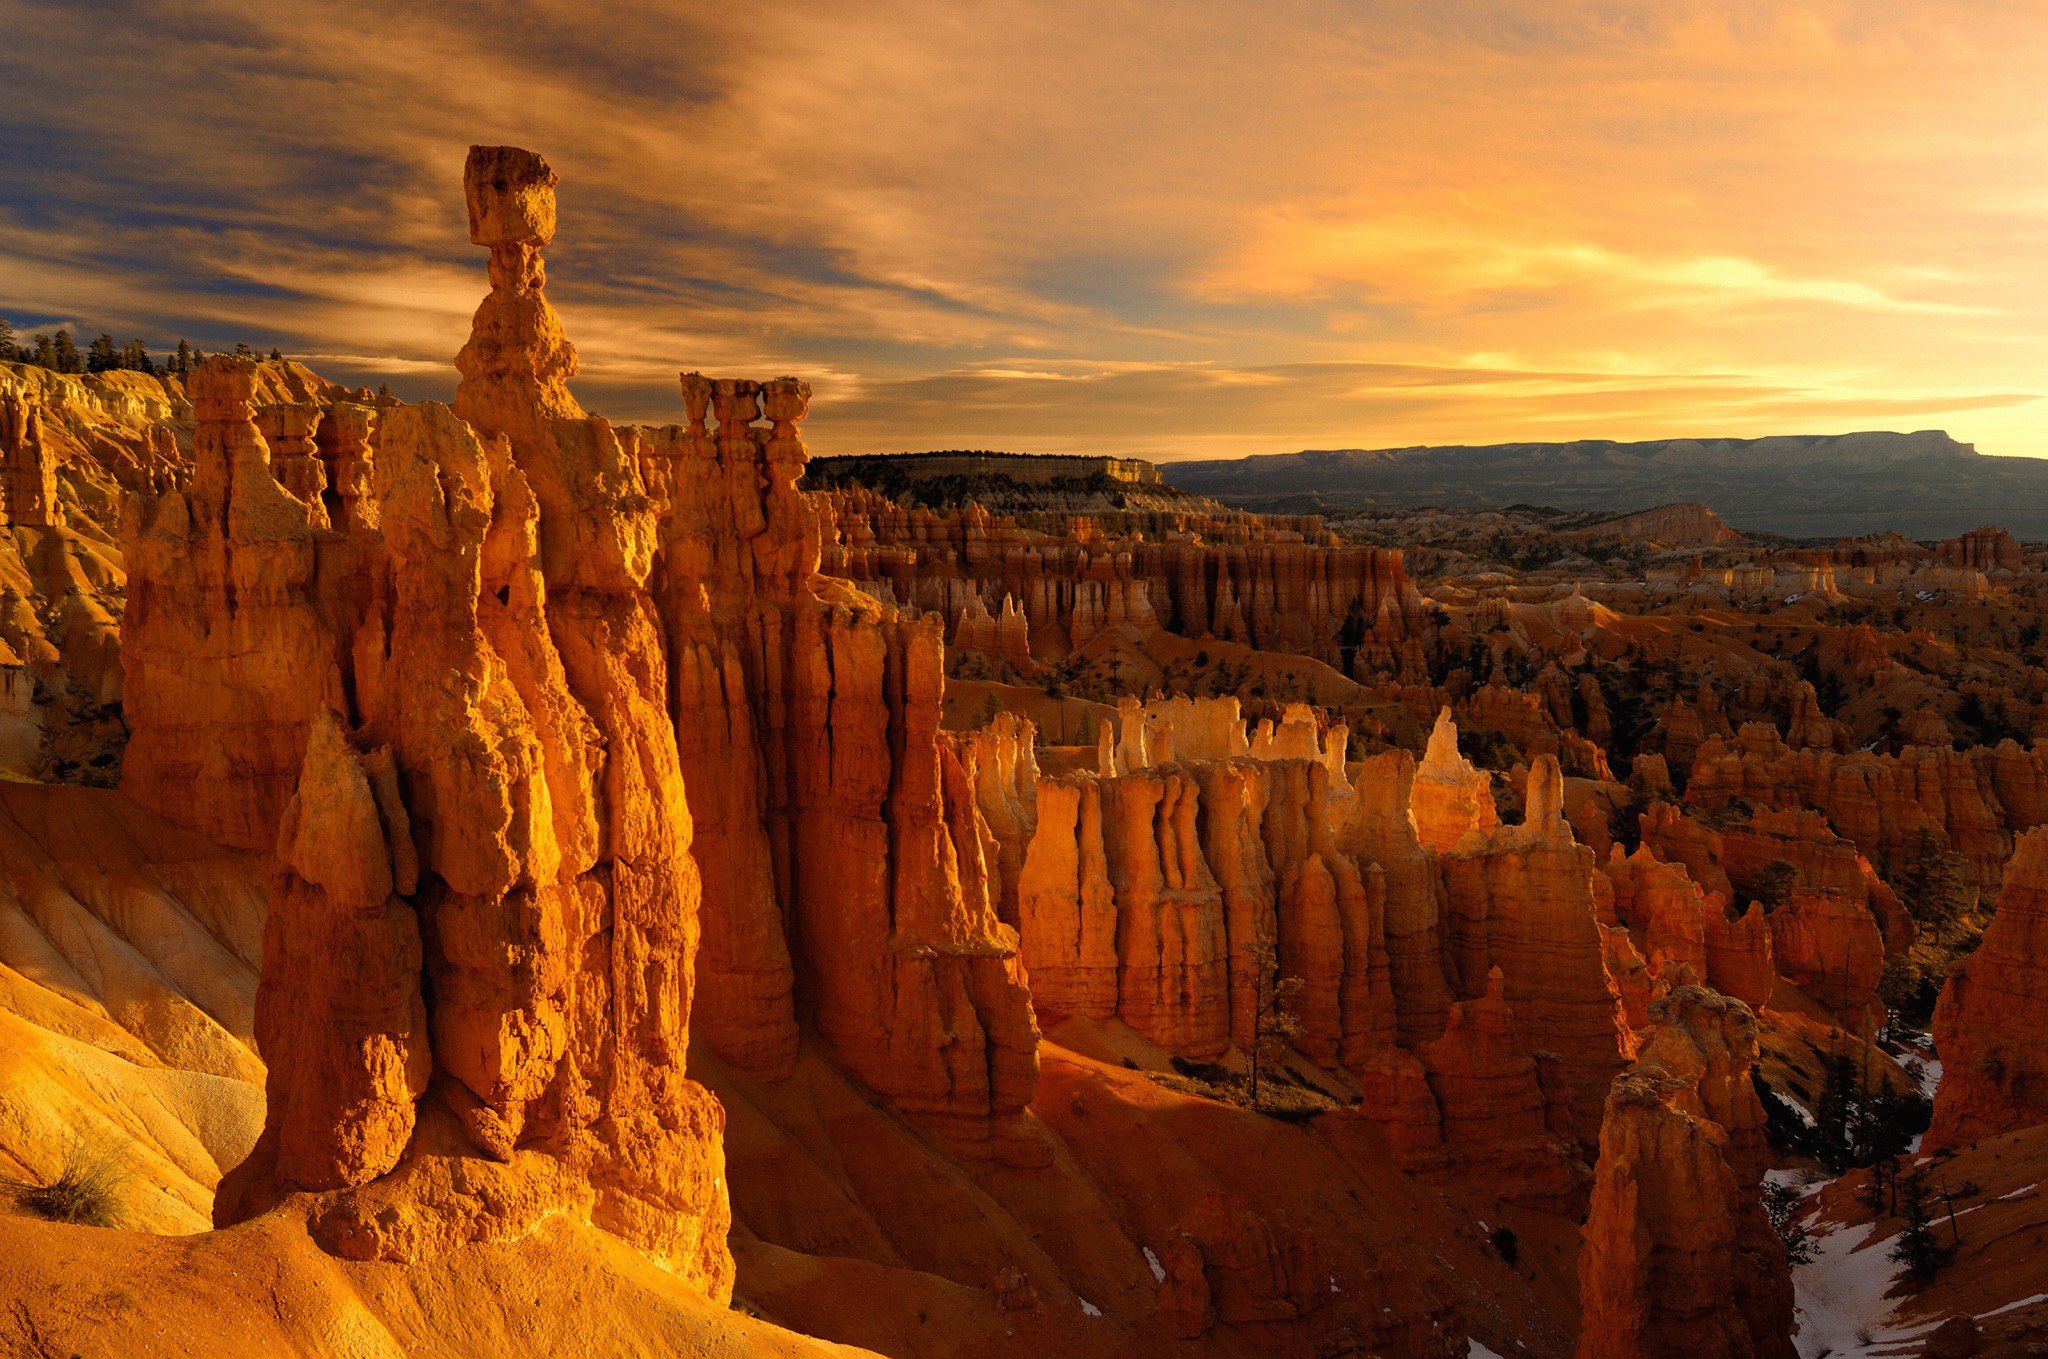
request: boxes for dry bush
[3,1139,128,1227]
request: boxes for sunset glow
[3,0,2043,459]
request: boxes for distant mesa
[1164,431,2048,539]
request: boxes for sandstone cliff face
[1687,723,2026,891]
[1438,757,1630,1150]
[1927,827,2048,1151]
[119,150,1056,1312]
[640,369,1040,1157]
[1575,987,1794,1359]
[818,491,1428,667]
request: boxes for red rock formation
[0,391,62,527]
[1721,806,1912,952]
[1688,723,2017,890]
[1937,524,2023,574]
[1703,902,1776,1013]
[126,147,1049,1306]
[1766,888,1884,1031]
[1575,987,1794,1359]
[238,710,429,1193]
[1336,749,1456,1048]
[1417,967,1583,1205]
[817,492,1428,666]
[1601,845,1712,995]
[1438,757,1630,1148]
[1013,747,1397,1069]
[1016,774,1120,1019]
[1410,707,1498,853]
[1102,766,1231,1056]
[1926,827,2048,1150]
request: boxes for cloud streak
[0,0,2041,455]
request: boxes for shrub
[4,1141,127,1227]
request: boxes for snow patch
[1765,1167,1828,1197]
[1995,1182,2039,1202]
[1079,1298,1102,1317]
[1142,1246,1165,1283]
[1979,1291,2048,1321]
[1467,1343,1507,1359]
[1792,1219,1907,1358]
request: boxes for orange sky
[1,1,2043,460]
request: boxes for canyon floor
[3,146,2047,1359]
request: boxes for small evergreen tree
[1752,859,1799,913]
[30,334,57,369]
[972,691,1003,730]
[0,315,15,361]
[1075,708,1097,748]
[1888,1165,1955,1281]
[51,330,83,373]
[268,347,283,361]
[1239,932,1304,1106]
[1899,828,1968,945]
[1813,1045,1858,1171]
[172,340,193,376]
[119,338,152,373]
[1763,1180,1815,1264]
[85,333,118,373]
[1877,955,1921,1040]
[233,342,254,357]
[1859,1155,1894,1215]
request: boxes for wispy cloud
[0,0,2042,454]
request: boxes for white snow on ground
[1980,1292,2048,1320]
[1766,1167,1829,1196]
[1142,1246,1165,1283]
[1078,1298,1102,1317]
[1467,1342,1506,1359]
[1995,1182,2039,1202]
[1900,1056,1942,1101]
[1791,1218,1919,1358]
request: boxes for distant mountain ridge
[1164,430,2048,539]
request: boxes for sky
[1,0,2044,462]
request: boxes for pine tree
[1888,1165,1955,1281]
[172,340,193,376]
[31,334,57,369]
[1859,1156,1894,1215]
[1763,1180,1815,1265]
[1900,828,1968,945]
[1075,708,1097,748]
[120,339,152,373]
[51,331,83,374]
[1752,859,1799,913]
[85,333,118,373]
[1239,932,1304,1107]
[233,342,254,357]
[1813,1045,1858,1171]
[268,347,283,361]
[0,315,15,361]
[973,691,1003,730]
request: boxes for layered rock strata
[818,491,1429,666]
[119,147,1047,1308]
[1575,987,1794,1359]
[1926,827,2048,1150]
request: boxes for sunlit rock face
[122,146,1046,1304]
